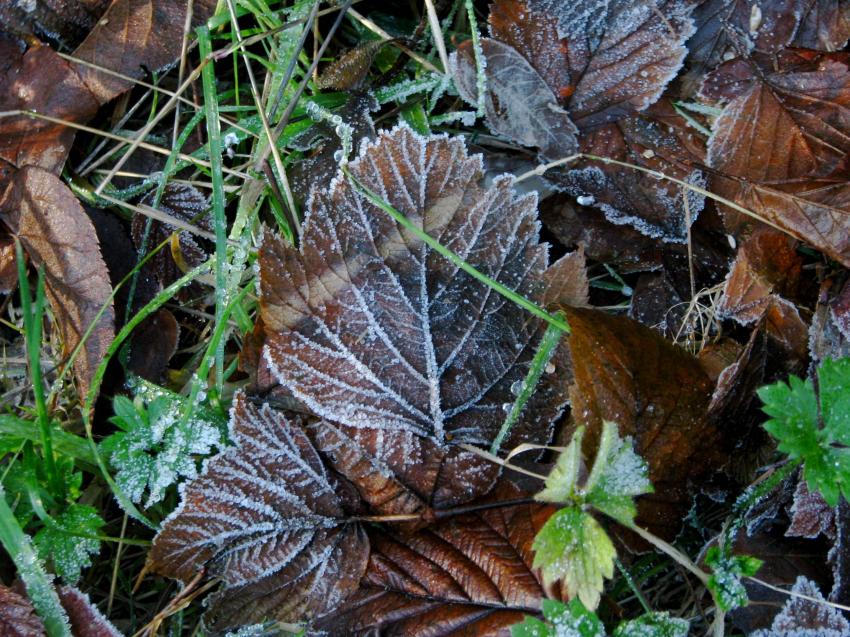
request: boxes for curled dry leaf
[718,228,809,360]
[317,481,564,636]
[149,392,368,631]
[0,166,114,397]
[451,38,579,159]
[0,584,44,637]
[562,306,719,538]
[260,125,568,515]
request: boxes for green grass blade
[0,487,71,637]
[198,26,229,396]
[491,314,566,454]
[0,415,97,469]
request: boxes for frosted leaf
[100,384,223,508]
[786,478,835,540]
[33,504,104,584]
[57,585,122,637]
[0,583,44,637]
[148,392,368,632]
[751,576,850,637]
[557,103,706,243]
[260,124,567,513]
[527,0,695,128]
[451,39,578,159]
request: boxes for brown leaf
[72,0,217,104]
[0,584,45,637]
[259,125,567,514]
[542,246,588,308]
[149,392,368,631]
[751,576,849,635]
[131,182,212,290]
[688,0,850,81]
[718,228,808,359]
[451,38,578,159]
[0,43,100,179]
[0,0,110,48]
[127,308,179,382]
[0,232,17,294]
[557,101,707,242]
[316,40,388,91]
[563,306,719,537]
[488,0,572,102]
[316,481,563,636]
[524,0,695,128]
[0,166,114,397]
[56,586,121,637]
[786,478,835,540]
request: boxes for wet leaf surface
[563,306,719,537]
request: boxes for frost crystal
[100,380,223,508]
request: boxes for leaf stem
[343,167,570,333]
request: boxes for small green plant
[758,357,850,506]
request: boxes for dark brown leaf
[0,166,114,397]
[451,38,578,159]
[72,0,217,104]
[149,392,368,631]
[127,308,179,382]
[0,232,17,294]
[688,0,850,81]
[0,44,99,179]
[316,481,564,636]
[542,246,588,308]
[0,0,110,49]
[259,125,567,514]
[131,182,212,289]
[0,584,44,637]
[563,306,719,537]
[56,586,121,637]
[525,0,695,128]
[316,40,388,91]
[786,478,835,540]
[557,101,707,242]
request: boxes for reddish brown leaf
[0,166,114,397]
[524,0,695,128]
[149,392,368,631]
[72,0,217,104]
[316,482,564,636]
[563,306,719,537]
[56,586,121,637]
[730,176,850,268]
[488,0,572,102]
[451,38,578,159]
[0,44,100,179]
[786,478,835,540]
[0,584,45,637]
[718,229,808,359]
[259,125,568,514]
